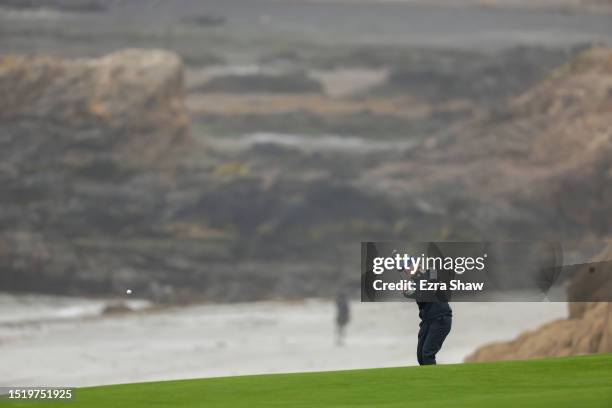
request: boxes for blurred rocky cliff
[363,47,612,238]
[0,47,610,302]
[0,49,189,166]
[0,49,192,299]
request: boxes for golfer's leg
[421,316,452,365]
[416,322,428,365]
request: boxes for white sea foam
[0,296,566,387]
[242,132,417,153]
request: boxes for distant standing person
[335,292,350,346]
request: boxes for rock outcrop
[363,47,612,239]
[0,49,189,167]
[0,49,192,298]
[465,244,612,362]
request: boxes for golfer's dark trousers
[417,315,452,365]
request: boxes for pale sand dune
[0,296,566,387]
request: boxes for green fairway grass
[3,354,611,408]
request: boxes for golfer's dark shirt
[414,268,452,321]
[417,301,452,321]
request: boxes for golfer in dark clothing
[403,264,452,365]
[416,301,452,365]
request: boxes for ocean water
[0,295,567,387]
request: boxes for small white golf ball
[126,289,132,295]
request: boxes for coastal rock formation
[0,49,192,298]
[0,47,610,302]
[363,47,612,238]
[485,47,612,236]
[0,49,189,166]
[465,302,612,362]
[465,244,612,362]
